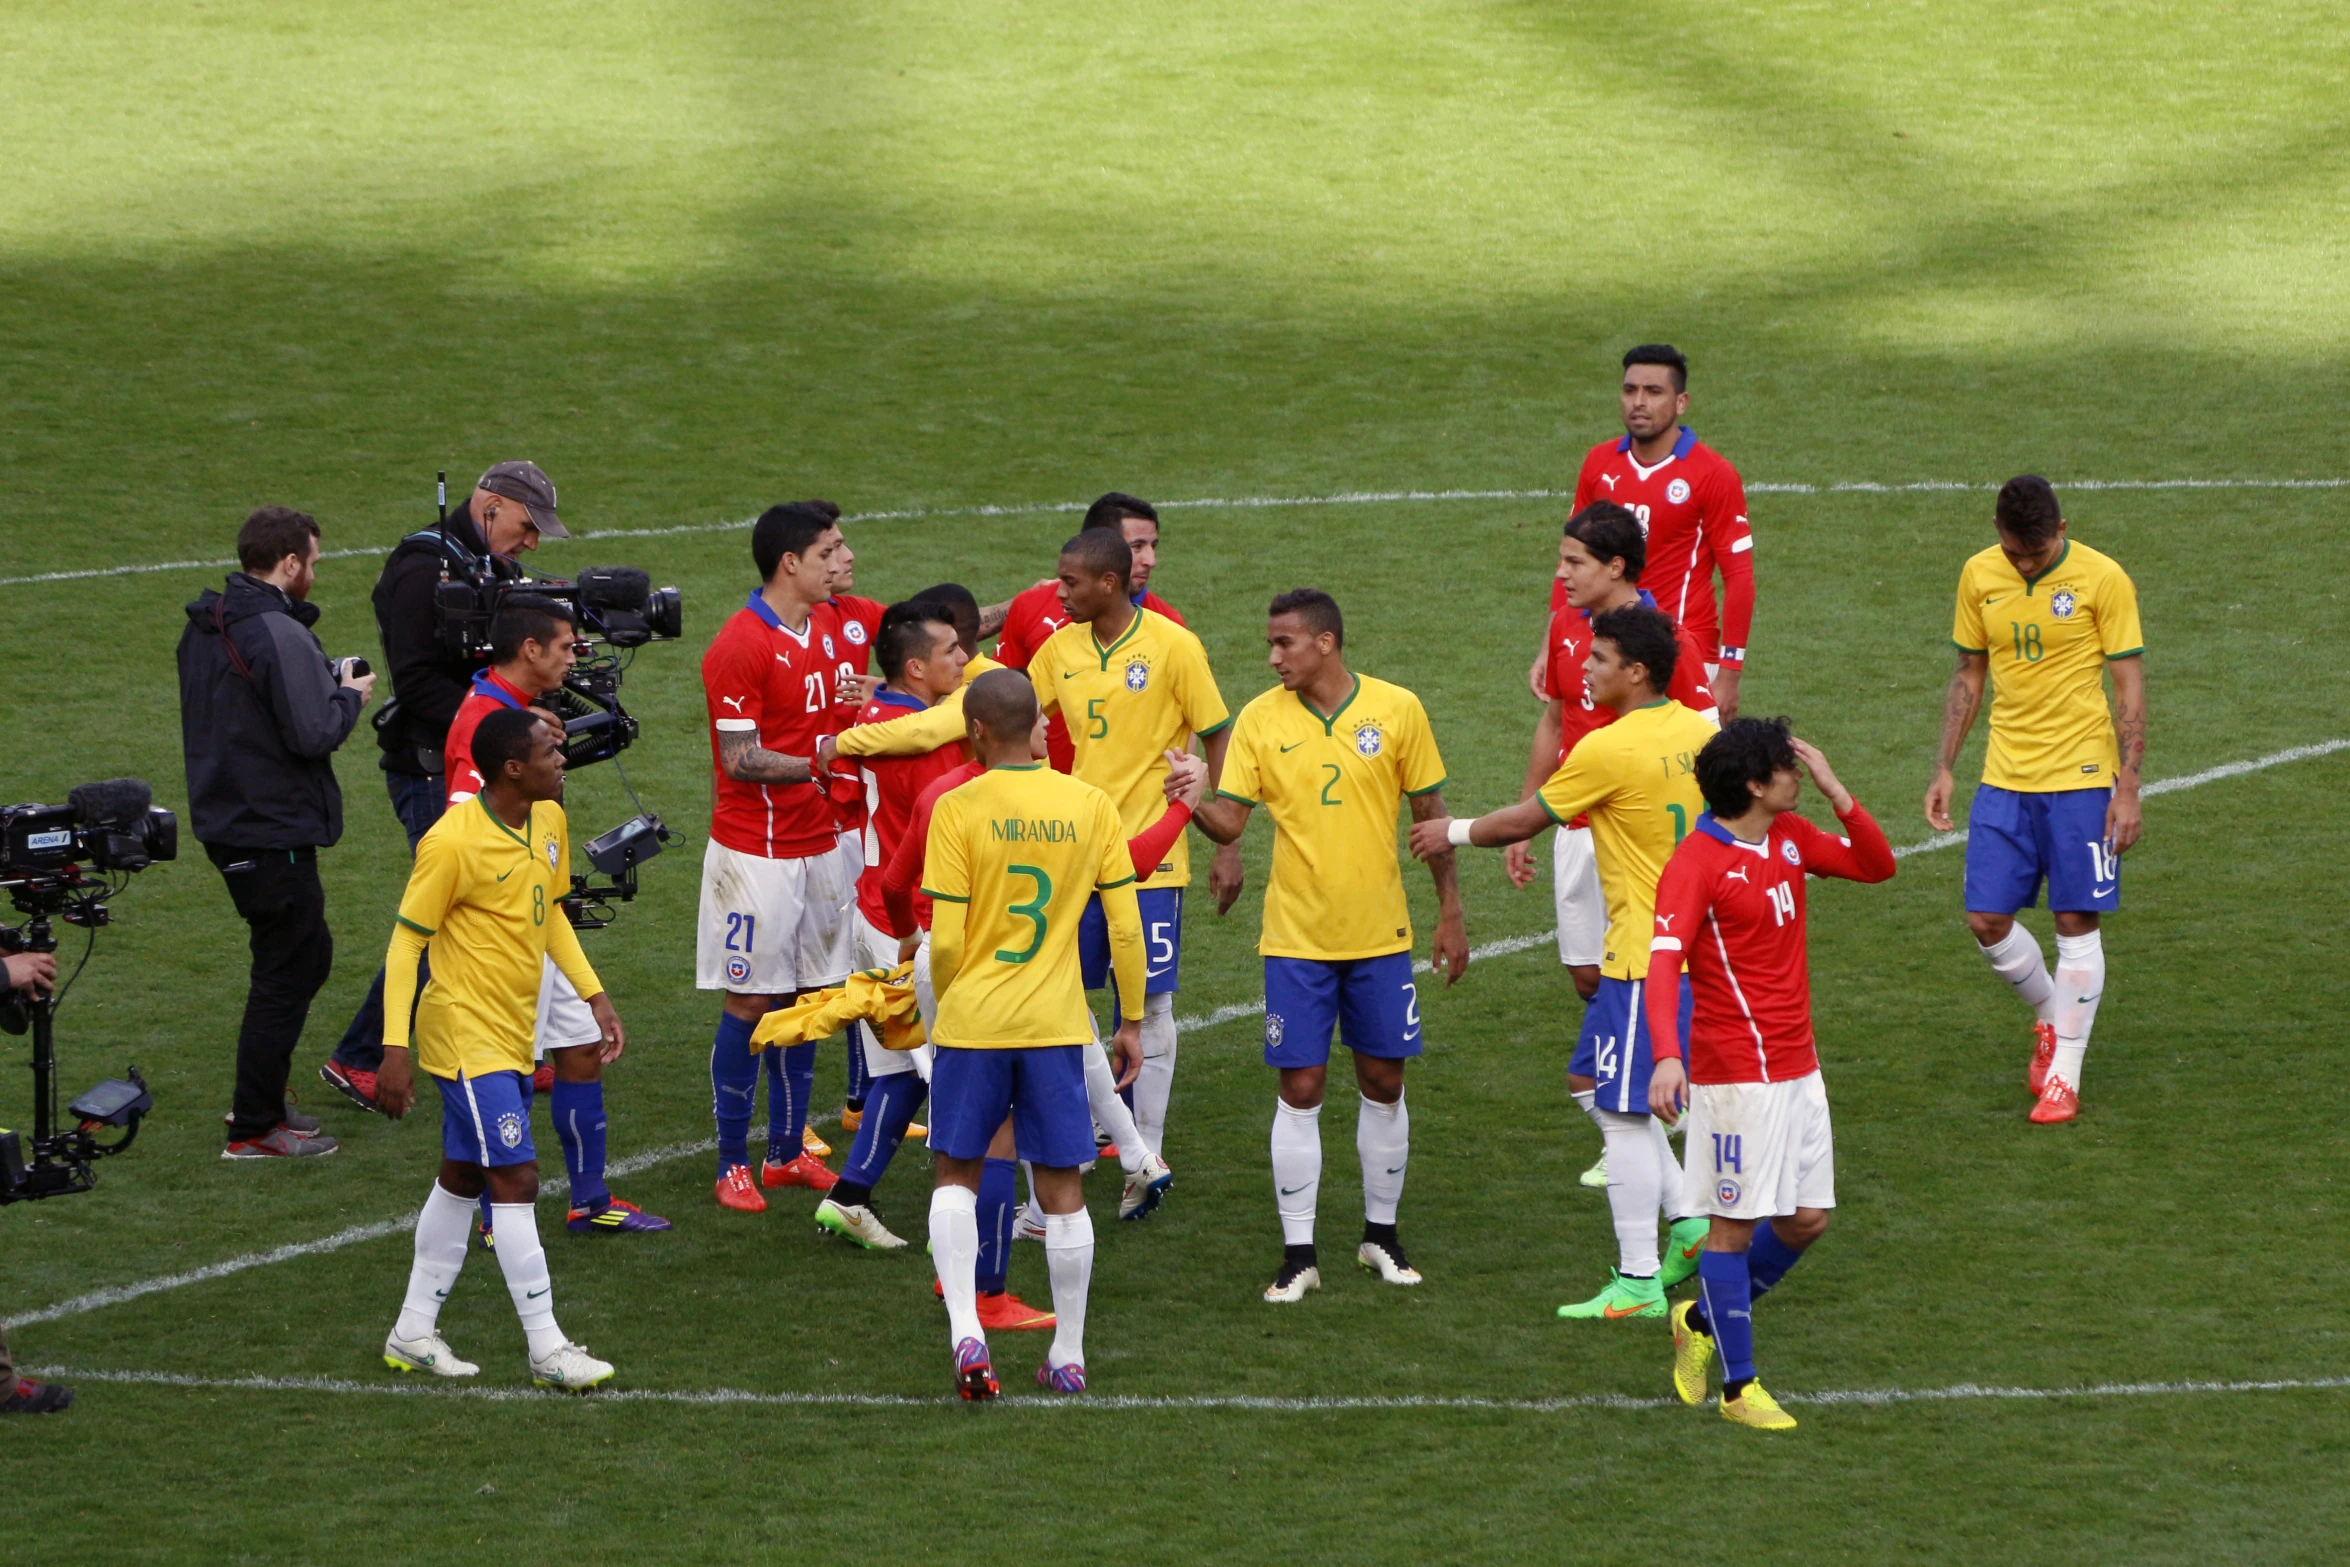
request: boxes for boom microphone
[68,778,153,827]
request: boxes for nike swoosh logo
[1677,1242,1701,1260]
[1384,1165,1404,1175]
[1279,1183,1310,1195]
[496,867,517,882]
[1279,741,1304,753]
[1984,595,2003,606]
[1146,966,1171,980]
[1602,1302,1650,1319]
[527,1286,549,1299]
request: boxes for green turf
[4,2,2348,1562]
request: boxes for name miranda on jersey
[988,816,1083,843]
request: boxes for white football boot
[530,1341,615,1393]
[1119,1151,1175,1221]
[1262,1259,1322,1304]
[383,1328,479,1378]
[1357,1239,1423,1286]
[814,1198,909,1250]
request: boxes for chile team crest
[1124,659,1150,692]
[1666,477,1691,505]
[822,632,838,658]
[2049,590,2077,618]
[1781,839,1801,865]
[844,619,867,645]
[1353,724,1383,758]
[726,955,751,984]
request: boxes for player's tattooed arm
[2107,655,2147,853]
[717,727,815,784]
[1410,789,1470,985]
[1923,651,1987,831]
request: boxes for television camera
[0,778,175,1203]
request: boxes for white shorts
[1682,1071,1836,1220]
[1552,825,1605,968]
[534,957,603,1061]
[852,910,922,1079]
[696,837,857,994]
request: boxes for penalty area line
[25,1364,2350,1414]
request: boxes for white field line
[25,1363,2350,1414]
[8,736,2339,1331]
[8,476,2350,587]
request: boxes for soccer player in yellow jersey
[921,670,1146,1399]
[1412,606,1714,1322]
[1029,528,1232,1161]
[821,582,1009,763]
[374,708,624,1391]
[1194,590,1467,1305]
[1925,476,2146,1125]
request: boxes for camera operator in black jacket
[318,461,565,1111]
[178,506,377,1159]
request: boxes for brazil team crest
[497,1111,526,1149]
[545,837,561,870]
[1353,724,1383,758]
[2049,590,2077,618]
[1124,659,1150,692]
[1264,1013,1285,1049]
[1666,477,1692,505]
[844,619,867,645]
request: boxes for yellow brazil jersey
[391,796,601,1079]
[921,764,1143,1047]
[1537,700,1713,980]
[831,652,1005,759]
[1217,674,1447,962]
[1951,539,2143,793]
[1029,610,1230,891]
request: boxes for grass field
[4,2,2348,1561]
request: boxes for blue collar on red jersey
[745,588,819,640]
[1615,425,1697,460]
[1695,811,1773,851]
[869,687,927,714]
[1572,587,1659,625]
[469,668,531,710]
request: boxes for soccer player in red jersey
[1644,719,1895,1430]
[698,503,858,1211]
[812,499,889,1137]
[442,595,669,1237]
[1554,345,1755,718]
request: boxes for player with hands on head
[1925,476,2145,1125]
[1411,605,1713,1323]
[376,708,623,1393]
[1644,719,1895,1430]
[920,671,1145,1399]
[1194,589,1466,1304]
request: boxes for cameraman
[178,506,376,1159]
[320,461,565,1111]
[0,952,71,1414]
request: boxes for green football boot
[1556,1268,1667,1321]
[1658,1216,1711,1289]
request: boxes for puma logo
[721,695,749,712]
[1724,866,1750,884]
[1599,473,1620,492]
[1655,915,1676,931]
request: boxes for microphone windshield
[70,777,154,826]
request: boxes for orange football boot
[2026,1020,2057,1097]
[2029,1076,2080,1124]
[716,1163,768,1212]
[762,1152,839,1191]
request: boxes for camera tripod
[1,889,150,1202]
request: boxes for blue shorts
[433,1069,537,1168]
[1571,975,1693,1115]
[1080,887,1184,1013]
[1963,784,2121,914]
[929,1045,1093,1168]
[1263,951,1423,1068]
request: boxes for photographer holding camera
[320,461,564,1111]
[178,506,377,1159]
[0,952,70,1414]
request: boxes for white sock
[1648,1114,1690,1220]
[1270,1098,1322,1246]
[394,1181,476,1340]
[929,1184,983,1346]
[1356,1092,1409,1226]
[1083,1038,1148,1175]
[1572,1086,1603,1133]
[1131,993,1178,1156]
[487,1201,566,1360]
[1977,925,2056,1025]
[1596,1110,1662,1276]
[1043,1209,1095,1370]
[2051,929,2106,1089]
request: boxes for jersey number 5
[995,865,1052,964]
[1086,698,1108,740]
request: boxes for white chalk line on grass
[9,475,2349,587]
[24,1364,2350,1415]
[9,735,2340,1332]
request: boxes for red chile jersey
[851,687,970,930]
[702,591,849,859]
[1644,802,1895,1085]
[827,593,886,830]
[994,582,1184,773]
[442,668,537,805]
[1564,426,1754,666]
[881,759,988,936]
[1537,589,1719,766]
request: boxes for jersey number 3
[996,866,1052,964]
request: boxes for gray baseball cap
[478,460,567,539]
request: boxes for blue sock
[844,1024,871,1111]
[765,1041,817,1158]
[1747,1220,1806,1302]
[711,1012,758,1175]
[841,1072,927,1189]
[551,1078,609,1211]
[476,1191,494,1235]
[975,1156,1018,1294]
[1697,1249,1756,1386]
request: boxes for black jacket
[370,503,521,775]
[178,573,365,850]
